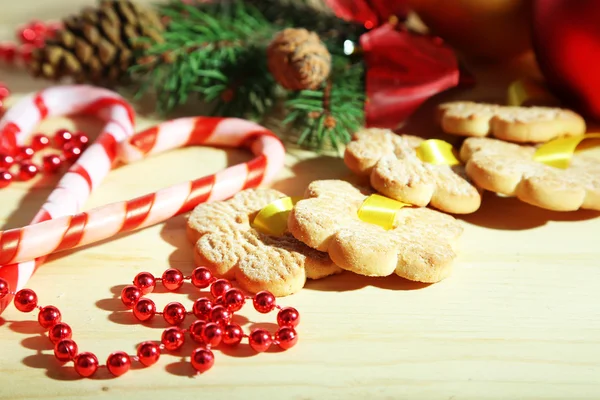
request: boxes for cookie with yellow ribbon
[437,101,586,143]
[344,128,482,214]
[287,180,464,283]
[187,188,342,297]
[460,136,600,211]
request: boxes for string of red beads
[0,266,299,378]
[0,20,61,67]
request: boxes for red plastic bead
[275,327,298,350]
[161,327,185,351]
[54,339,78,362]
[48,322,72,344]
[209,305,232,326]
[63,143,82,163]
[133,298,156,322]
[0,85,10,99]
[137,341,161,367]
[201,322,223,347]
[16,146,35,160]
[0,154,14,169]
[120,285,141,309]
[210,279,232,298]
[74,352,98,377]
[0,278,8,299]
[54,129,73,148]
[72,132,90,148]
[42,154,62,173]
[0,43,17,63]
[189,320,207,343]
[19,44,35,64]
[191,266,213,288]
[190,348,214,373]
[38,305,61,329]
[253,291,276,313]
[213,296,225,307]
[163,302,187,326]
[222,323,244,346]
[277,307,300,328]
[133,272,155,295]
[30,134,50,150]
[223,288,245,312]
[106,351,131,377]
[17,162,38,181]
[249,329,272,353]
[0,170,11,188]
[161,268,184,291]
[192,297,212,320]
[19,27,39,44]
[14,288,38,312]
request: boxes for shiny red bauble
[163,302,187,326]
[190,348,214,373]
[161,268,184,291]
[253,291,276,313]
[191,266,213,288]
[72,132,90,149]
[120,285,141,309]
[189,320,207,343]
[210,279,232,298]
[0,278,8,299]
[137,341,161,367]
[201,322,223,347]
[73,352,99,377]
[0,154,14,169]
[14,288,38,312]
[223,288,245,312]
[275,327,298,350]
[277,307,300,328]
[62,143,82,163]
[106,351,131,376]
[209,305,232,326]
[532,0,600,119]
[161,327,185,351]
[192,297,212,320]
[0,170,11,188]
[54,339,78,362]
[42,154,62,174]
[133,298,156,322]
[48,322,72,344]
[54,129,73,148]
[30,133,50,150]
[16,146,34,160]
[248,329,272,353]
[222,323,244,346]
[37,305,61,329]
[17,162,38,181]
[133,271,156,295]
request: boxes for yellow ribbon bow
[416,139,460,166]
[252,197,301,236]
[533,133,600,169]
[507,78,560,107]
[357,194,408,230]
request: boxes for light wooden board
[0,1,599,399]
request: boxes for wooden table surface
[1,1,600,399]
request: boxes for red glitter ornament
[190,348,215,373]
[161,268,184,291]
[14,288,38,312]
[192,297,212,320]
[0,170,12,188]
[120,285,141,309]
[163,302,187,326]
[137,341,161,367]
[277,307,300,328]
[106,351,131,376]
[133,298,156,322]
[222,323,244,346]
[249,329,272,353]
[17,162,38,181]
[54,339,78,362]
[74,352,98,377]
[37,305,61,329]
[161,327,185,351]
[191,266,213,288]
[275,327,298,350]
[133,272,156,295]
[48,322,72,344]
[253,291,276,313]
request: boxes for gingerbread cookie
[187,188,342,297]
[460,137,600,211]
[287,180,464,283]
[437,101,586,143]
[344,128,482,214]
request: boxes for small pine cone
[267,28,331,91]
[28,0,164,85]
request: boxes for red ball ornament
[16,146,34,160]
[137,341,161,367]
[163,302,187,326]
[0,277,8,299]
[201,322,223,347]
[277,307,300,328]
[63,143,82,163]
[191,266,213,288]
[249,329,273,353]
[0,154,14,169]
[106,351,131,376]
[120,285,141,309]
[213,296,225,307]
[210,279,232,298]
[17,162,38,181]
[133,298,156,322]
[192,297,212,320]
[223,288,245,312]
[0,170,12,188]
[190,348,215,373]
[209,305,232,326]
[0,43,17,63]
[222,323,244,346]
[72,132,90,149]
[54,339,78,362]
[48,322,72,344]
[189,320,207,343]
[37,305,61,329]
[133,272,156,295]
[74,352,98,377]
[161,327,185,351]
[532,0,600,119]
[161,268,184,291]
[14,288,38,312]
[31,133,50,150]
[275,327,298,350]
[253,291,276,313]
[54,129,73,148]
[42,154,62,174]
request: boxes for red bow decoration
[326,0,472,129]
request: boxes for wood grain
[0,1,599,399]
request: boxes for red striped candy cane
[0,85,136,312]
[0,116,285,312]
